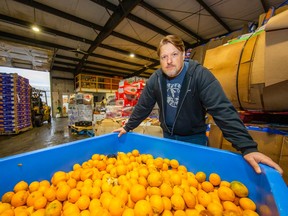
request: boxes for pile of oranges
[0,149,260,216]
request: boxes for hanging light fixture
[31,7,40,32]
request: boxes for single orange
[44,187,56,202]
[149,194,164,214]
[131,149,140,157]
[138,166,149,178]
[201,181,214,193]
[11,190,29,207]
[172,185,184,195]
[170,173,182,186]
[174,210,186,216]
[76,195,90,210]
[220,181,231,188]
[122,208,134,216]
[56,184,71,201]
[239,197,256,211]
[90,187,101,199]
[170,194,185,211]
[183,191,196,209]
[1,191,15,203]
[130,184,147,203]
[67,178,77,189]
[242,209,259,216]
[160,183,173,198]
[218,186,235,202]
[187,176,199,188]
[29,181,40,192]
[44,200,62,216]
[138,176,149,188]
[68,188,81,203]
[88,198,101,212]
[62,203,80,216]
[185,209,199,216]
[27,191,42,207]
[197,189,211,208]
[33,196,47,210]
[195,171,206,183]
[222,201,240,212]
[147,172,163,187]
[13,206,29,216]
[147,186,161,196]
[0,203,12,214]
[81,185,93,197]
[51,171,68,186]
[134,200,153,216]
[209,173,221,186]
[115,189,128,205]
[13,181,29,193]
[170,159,179,169]
[162,196,172,211]
[162,210,173,216]
[108,197,125,216]
[80,210,90,216]
[0,208,15,216]
[100,192,113,209]
[207,202,223,216]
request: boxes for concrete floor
[0,118,90,158]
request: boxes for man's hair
[157,35,185,56]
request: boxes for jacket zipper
[171,75,193,136]
[158,76,171,134]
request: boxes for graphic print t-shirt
[165,62,188,129]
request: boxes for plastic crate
[0,133,287,215]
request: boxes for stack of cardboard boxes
[0,73,32,134]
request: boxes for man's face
[159,43,185,78]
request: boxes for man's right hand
[112,127,127,137]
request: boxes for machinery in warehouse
[31,87,51,127]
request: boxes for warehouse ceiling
[0,0,285,79]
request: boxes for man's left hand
[244,152,283,175]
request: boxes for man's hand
[112,127,127,137]
[244,152,283,175]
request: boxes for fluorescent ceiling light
[32,25,40,32]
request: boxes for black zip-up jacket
[124,60,258,155]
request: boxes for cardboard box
[143,125,163,138]
[263,10,288,111]
[264,10,288,87]
[208,124,288,184]
[94,118,121,136]
[207,124,223,149]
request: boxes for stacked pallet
[0,73,32,135]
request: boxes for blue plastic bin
[0,133,287,215]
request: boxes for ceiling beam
[55,54,143,73]
[99,44,158,63]
[130,61,160,78]
[90,0,191,48]
[52,65,125,77]
[76,0,142,72]
[195,0,231,33]
[139,1,204,43]
[14,0,157,51]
